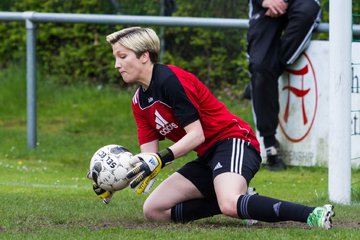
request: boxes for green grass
[0,64,360,239]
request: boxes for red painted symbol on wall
[283,66,310,125]
[278,53,318,143]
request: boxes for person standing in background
[246,0,322,171]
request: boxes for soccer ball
[88,144,133,192]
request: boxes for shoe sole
[322,204,335,230]
[246,187,258,196]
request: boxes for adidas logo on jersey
[155,110,178,136]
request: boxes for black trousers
[247,0,321,140]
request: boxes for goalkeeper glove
[92,183,113,204]
[87,170,113,204]
[126,148,174,194]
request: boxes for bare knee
[218,197,239,218]
[143,198,171,221]
[143,199,158,221]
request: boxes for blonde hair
[106,27,160,63]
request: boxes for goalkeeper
[102,26,334,229]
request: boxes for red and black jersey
[132,64,260,156]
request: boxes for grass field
[0,64,360,239]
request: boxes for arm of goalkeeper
[126,148,174,194]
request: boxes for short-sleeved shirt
[131,64,260,156]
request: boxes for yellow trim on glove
[135,159,162,194]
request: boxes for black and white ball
[89,144,133,192]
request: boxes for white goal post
[329,0,352,204]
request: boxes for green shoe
[307,204,335,230]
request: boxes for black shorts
[177,138,261,199]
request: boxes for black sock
[171,198,221,223]
[264,136,277,148]
[237,195,315,223]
